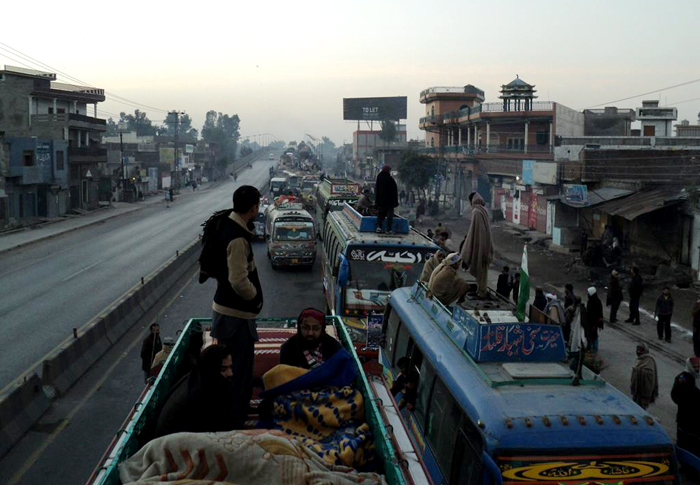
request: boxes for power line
[584,78,700,109]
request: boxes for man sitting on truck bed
[280,308,341,369]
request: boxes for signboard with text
[343,96,408,121]
[563,184,589,206]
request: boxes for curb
[0,239,200,459]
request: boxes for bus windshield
[349,260,421,292]
[273,221,314,241]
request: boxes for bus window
[414,360,436,431]
[394,323,411,369]
[450,416,484,485]
[409,345,423,376]
[384,309,401,362]
[426,378,462,478]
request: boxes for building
[636,100,677,137]
[583,107,636,136]
[418,77,584,217]
[352,124,407,179]
[675,115,700,137]
[102,132,160,200]
[0,65,106,224]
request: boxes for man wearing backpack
[206,185,263,427]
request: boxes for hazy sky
[2,0,699,145]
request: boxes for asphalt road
[0,154,276,391]
[0,154,327,484]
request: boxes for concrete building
[418,77,584,218]
[352,124,406,179]
[636,100,677,137]
[583,107,636,136]
[0,65,106,223]
[675,116,700,137]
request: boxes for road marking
[62,259,103,282]
[7,268,198,485]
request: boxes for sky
[2,0,700,145]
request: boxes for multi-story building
[0,65,106,222]
[583,107,636,136]
[675,115,700,137]
[636,100,677,137]
[418,77,584,217]
[352,124,407,179]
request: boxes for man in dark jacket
[586,287,604,353]
[533,287,547,313]
[655,287,674,343]
[280,308,341,369]
[210,185,263,424]
[375,165,398,234]
[496,266,512,299]
[512,273,520,304]
[607,270,623,323]
[626,266,643,325]
[140,323,162,383]
[671,357,700,456]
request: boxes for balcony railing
[418,144,553,156]
[68,147,108,160]
[69,113,106,125]
[32,113,106,126]
[419,115,444,125]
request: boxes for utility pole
[168,110,185,188]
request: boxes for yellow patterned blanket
[119,429,385,485]
[268,385,376,469]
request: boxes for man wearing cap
[150,337,176,378]
[671,357,700,456]
[585,287,604,353]
[607,270,624,323]
[420,249,446,284]
[630,342,658,409]
[375,165,398,234]
[428,252,470,306]
[280,308,341,369]
[355,188,374,216]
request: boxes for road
[0,155,327,484]
[0,155,276,391]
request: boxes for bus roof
[318,178,360,198]
[271,177,287,183]
[388,285,673,452]
[329,206,434,248]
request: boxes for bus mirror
[338,255,349,287]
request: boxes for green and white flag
[516,245,530,321]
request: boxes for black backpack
[198,209,234,283]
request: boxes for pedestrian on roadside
[140,323,162,383]
[210,185,264,426]
[671,356,700,457]
[169,187,174,202]
[630,342,658,409]
[626,266,643,325]
[497,266,512,299]
[692,298,700,357]
[585,287,604,353]
[579,230,588,254]
[399,189,406,206]
[460,192,494,298]
[655,287,674,343]
[533,287,547,313]
[569,297,587,376]
[512,272,521,304]
[607,270,624,323]
[375,165,399,234]
[416,199,426,224]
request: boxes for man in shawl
[375,165,399,234]
[279,308,341,369]
[460,192,494,298]
[420,249,446,284]
[671,356,700,456]
[428,252,470,306]
[630,342,658,409]
[585,287,604,353]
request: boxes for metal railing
[69,113,106,125]
[32,113,106,125]
[417,144,553,155]
[68,147,108,157]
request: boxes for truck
[87,316,417,485]
[265,200,316,269]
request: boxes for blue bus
[319,203,437,353]
[373,282,680,485]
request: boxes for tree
[397,152,437,199]
[159,113,198,140]
[119,109,157,137]
[105,118,118,137]
[379,120,397,144]
[201,110,241,164]
[240,146,253,157]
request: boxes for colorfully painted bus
[372,282,680,485]
[320,203,437,351]
[87,316,423,485]
[265,201,316,269]
[314,178,361,235]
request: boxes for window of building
[22,150,34,167]
[57,108,65,114]
[430,138,435,148]
[56,151,64,170]
[48,107,54,114]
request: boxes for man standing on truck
[375,165,398,234]
[211,185,264,427]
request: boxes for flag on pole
[516,245,530,321]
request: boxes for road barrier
[0,375,51,458]
[0,239,201,459]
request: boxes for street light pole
[118,121,128,202]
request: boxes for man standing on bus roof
[460,192,494,298]
[375,164,398,234]
[210,185,264,425]
[671,356,700,457]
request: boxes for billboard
[343,96,407,121]
[522,160,558,185]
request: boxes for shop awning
[549,187,634,208]
[593,190,687,221]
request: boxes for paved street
[0,156,327,485]
[0,154,276,391]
